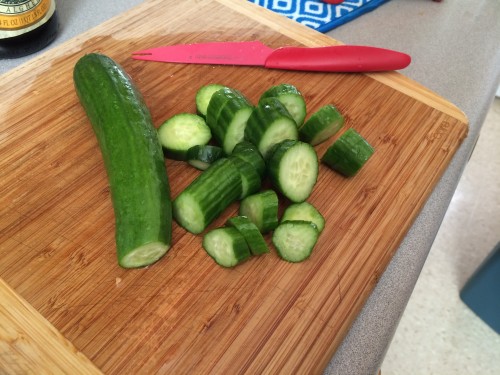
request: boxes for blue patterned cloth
[248,0,390,33]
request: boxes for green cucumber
[206,87,253,154]
[202,227,251,267]
[157,113,212,160]
[229,156,262,199]
[281,202,325,233]
[196,83,226,117]
[322,128,375,177]
[187,144,224,170]
[267,140,318,203]
[231,141,266,178]
[226,216,269,255]
[272,220,319,263]
[299,104,344,145]
[244,97,298,158]
[239,190,279,234]
[73,53,171,268]
[173,158,242,234]
[259,83,307,127]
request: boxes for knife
[131,41,411,72]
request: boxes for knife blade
[131,41,411,72]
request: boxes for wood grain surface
[0,0,468,373]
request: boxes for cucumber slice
[231,141,266,178]
[322,128,375,177]
[206,87,253,154]
[299,104,344,145]
[267,140,319,203]
[187,144,224,170]
[158,113,212,160]
[173,158,242,234]
[229,157,262,199]
[281,202,325,233]
[260,83,307,127]
[196,84,226,117]
[272,220,319,263]
[202,227,251,267]
[245,98,298,158]
[226,216,270,255]
[239,190,279,234]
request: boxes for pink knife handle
[264,45,411,72]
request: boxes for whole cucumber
[73,53,172,268]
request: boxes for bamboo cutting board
[0,0,468,373]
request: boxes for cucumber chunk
[231,141,266,178]
[187,145,224,170]
[196,84,226,117]
[206,87,253,154]
[322,128,374,177]
[272,220,319,263]
[226,216,270,255]
[260,83,307,127]
[229,157,262,199]
[299,104,344,145]
[245,98,298,158]
[267,140,319,203]
[158,113,212,160]
[281,202,325,233]
[239,190,279,234]
[173,158,242,234]
[202,227,251,267]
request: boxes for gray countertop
[2,1,499,374]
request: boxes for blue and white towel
[248,0,390,33]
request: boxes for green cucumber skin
[73,53,171,268]
[231,141,266,178]
[226,216,270,255]
[244,97,298,158]
[299,104,344,145]
[187,145,224,170]
[259,83,307,126]
[173,158,242,234]
[239,190,279,234]
[281,202,325,233]
[322,128,375,177]
[202,227,251,267]
[206,87,245,143]
[229,156,262,199]
[196,84,226,117]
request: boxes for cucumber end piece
[202,228,251,267]
[119,242,170,268]
[173,193,206,234]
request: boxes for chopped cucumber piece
[281,202,325,233]
[158,113,212,160]
[196,84,226,117]
[231,141,266,178]
[245,98,298,158]
[260,83,307,127]
[299,104,344,145]
[173,158,242,234]
[239,190,279,234]
[267,140,319,203]
[202,227,251,267]
[226,216,270,255]
[229,157,262,199]
[322,128,374,177]
[206,87,253,154]
[272,220,319,263]
[187,144,224,170]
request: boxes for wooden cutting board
[0,0,468,373]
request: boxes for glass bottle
[0,0,59,59]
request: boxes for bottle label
[0,0,55,38]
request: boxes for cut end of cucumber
[202,227,251,267]
[119,242,170,268]
[258,118,298,158]
[272,221,319,263]
[173,193,206,234]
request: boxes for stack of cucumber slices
[165,82,374,268]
